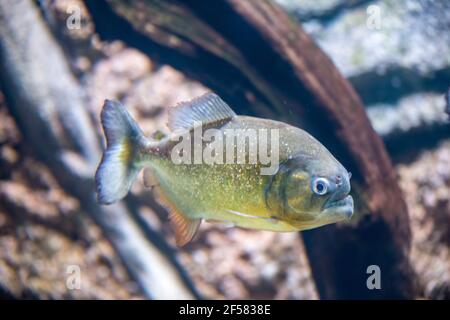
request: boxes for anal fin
[169,210,201,246]
[145,171,201,246]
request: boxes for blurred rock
[178,227,318,300]
[0,96,142,299]
[279,0,450,161]
[85,46,153,115]
[367,93,448,136]
[275,0,356,21]
[397,140,450,299]
[290,0,450,77]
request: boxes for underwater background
[0,0,449,299]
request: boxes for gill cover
[265,157,314,222]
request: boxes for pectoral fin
[205,219,236,228]
[143,168,159,189]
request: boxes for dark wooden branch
[86,0,418,298]
[0,0,197,299]
[384,123,450,163]
[289,0,374,25]
[446,87,450,119]
[350,66,450,106]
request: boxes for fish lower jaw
[321,195,354,219]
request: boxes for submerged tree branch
[350,66,450,106]
[0,0,197,299]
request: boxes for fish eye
[312,177,329,195]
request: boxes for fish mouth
[322,195,354,219]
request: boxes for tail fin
[95,100,148,205]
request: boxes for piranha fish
[95,93,354,246]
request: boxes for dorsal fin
[167,92,236,131]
